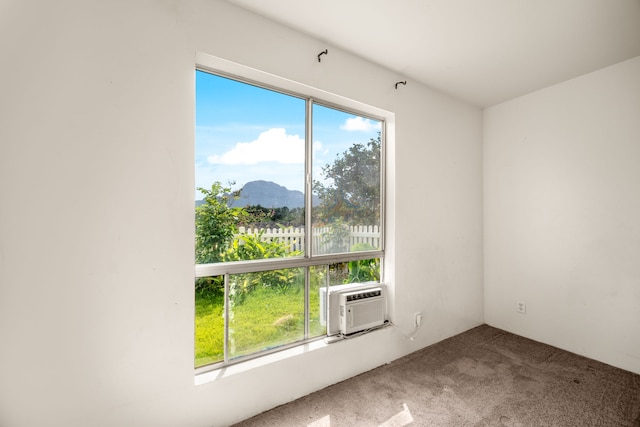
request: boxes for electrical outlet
[516,301,526,314]
[415,312,423,327]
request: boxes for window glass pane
[195,276,224,367]
[195,70,306,263]
[228,268,305,359]
[312,104,382,255]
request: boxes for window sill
[194,338,329,386]
[194,322,392,386]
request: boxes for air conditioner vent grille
[345,289,382,302]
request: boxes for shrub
[221,231,303,301]
[347,243,380,283]
[195,276,225,297]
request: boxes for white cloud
[208,128,304,165]
[340,116,381,132]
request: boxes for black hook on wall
[317,49,328,62]
[395,81,407,89]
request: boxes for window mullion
[304,98,313,339]
[304,267,310,338]
[380,121,387,282]
[223,273,230,364]
[305,98,313,258]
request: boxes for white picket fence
[236,225,381,254]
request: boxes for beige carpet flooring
[232,325,640,426]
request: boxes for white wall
[484,56,640,374]
[0,1,483,426]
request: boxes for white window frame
[195,52,392,372]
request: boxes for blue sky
[195,70,381,199]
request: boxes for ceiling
[226,0,640,107]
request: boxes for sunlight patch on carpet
[307,414,330,427]
[306,404,413,427]
[379,403,414,427]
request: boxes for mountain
[230,180,306,208]
[196,180,318,208]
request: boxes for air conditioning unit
[339,287,385,335]
[320,282,386,336]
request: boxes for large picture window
[195,68,385,369]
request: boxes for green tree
[240,205,273,227]
[240,205,305,227]
[195,182,242,264]
[313,133,381,225]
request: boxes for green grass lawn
[194,292,225,367]
[195,284,325,368]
